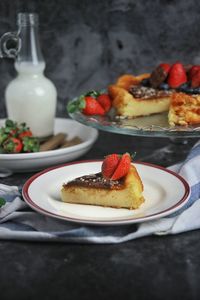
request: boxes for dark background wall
[0,0,200,117]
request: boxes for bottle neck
[15,61,45,76]
[17,22,44,65]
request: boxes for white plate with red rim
[22,160,190,225]
[0,118,98,172]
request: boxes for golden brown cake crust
[115,74,150,90]
[169,92,200,126]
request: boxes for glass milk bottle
[1,13,57,138]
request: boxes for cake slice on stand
[108,66,172,118]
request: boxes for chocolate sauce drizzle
[129,85,173,100]
[64,173,125,190]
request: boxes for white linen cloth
[0,141,200,244]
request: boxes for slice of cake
[61,153,144,209]
[169,92,200,126]
[108,62,195,119]
[108,68,172,118]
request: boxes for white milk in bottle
[5,13,57,138]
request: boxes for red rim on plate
[22,160,190,225]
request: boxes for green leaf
[0,127,4,134]
[131,152,137,160]
[18,122,29,134]
[85,90,100,97]
[67,96,86,113]
[78,96,86,109]
[3,139,15,153]
[0,197,6,207]
[0,133,9,145]
[67,101,78,113]
[22,137,40,152]
[4,127,12,133]
[5,119,15,128]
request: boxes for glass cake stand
[69,106,200,166]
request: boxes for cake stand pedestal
[138,137,197,166]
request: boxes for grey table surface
[0,130,200,300]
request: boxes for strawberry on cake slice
[61,153,144,209]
